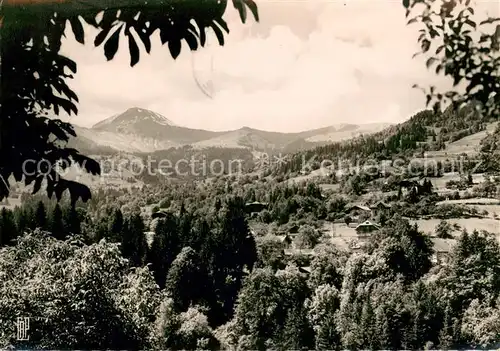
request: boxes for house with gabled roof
[276,234,293,249]
[431,238,456,265]
[355,221,381,235]
[370,201,391,217]
[345,204,372,223]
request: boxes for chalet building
[151,210,172,220]
[370,201,391,211]
[244,201,268,214]
[276,234,293,249]
[345,204,372,223]
[431,238,456,265]
[370,201,391,217]
[299,266,312,274]
[288,224,299,234]
[355,221,381,235]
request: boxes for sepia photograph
[0,0,499,349]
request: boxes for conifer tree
[64,206,81,235]
[108,208,124,242]
[121,213,147,267]
[14,207,29,236]
[35,201,47,230]
[0,208,19,246]
[149,214,180,289]
[165,246,204,311]
[51,204,65,240]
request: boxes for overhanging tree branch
[0,0,259,203]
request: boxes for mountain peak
[92,107,176,130]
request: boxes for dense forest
[275,106,494,176]
[1,169,499,349]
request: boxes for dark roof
[245,201,269,206]
[355,221,381,229]
[151,210,172,219]
[346,204,372,212]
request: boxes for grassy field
[410,218,500,236]
[436,199,500,218]
[425,122,498,158]
[428,172,486,190]
[437,198,500,205]
[319,184,341,192]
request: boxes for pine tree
[51,204,65,240]
[64,206,81,235]
[14,207,29,235]
[0,208,19,246]
[165,246,204,311]
[108,208,123,242]
[211,196,257,324]
[148,215,180,289]
[121,213,147,267]
[439,302,453,350]
[35,201,47,230]
[361,297,376,348]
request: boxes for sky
[59,0,498,133]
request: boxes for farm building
[345,204,372,222]
[355,221,381,235]
[431,238,456,265]
[245,201,268,214]
[370,201,391,216]
[276,234,293,249]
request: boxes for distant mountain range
[69,107,393,154]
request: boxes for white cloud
[59,0,494,132]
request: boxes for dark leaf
[70,16,85,44]
[421,39,431,52]
[216,18,230,33]
[403,0,410,8]
[59,84,79,103]
[159,29,171,45]
[104,26,122,61]
[137,29,152,53]
[65,180,92,204]
[479,17,500,25]
[465,19,476,29]
[233,0,248,23]
[244,0,259,21]
[58,56,77,73]
[128,33,140,67]
[53,97,78,116]
[32,176,43,195]
[13,169,23,182]
[48,120,71,142]
[94,27,111,47]
[168,40,181,59]
[200,27,207,46]
[184,31,198,51]
[75,155,101,176]
[211,23,224,45]
[426,57,437,68]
